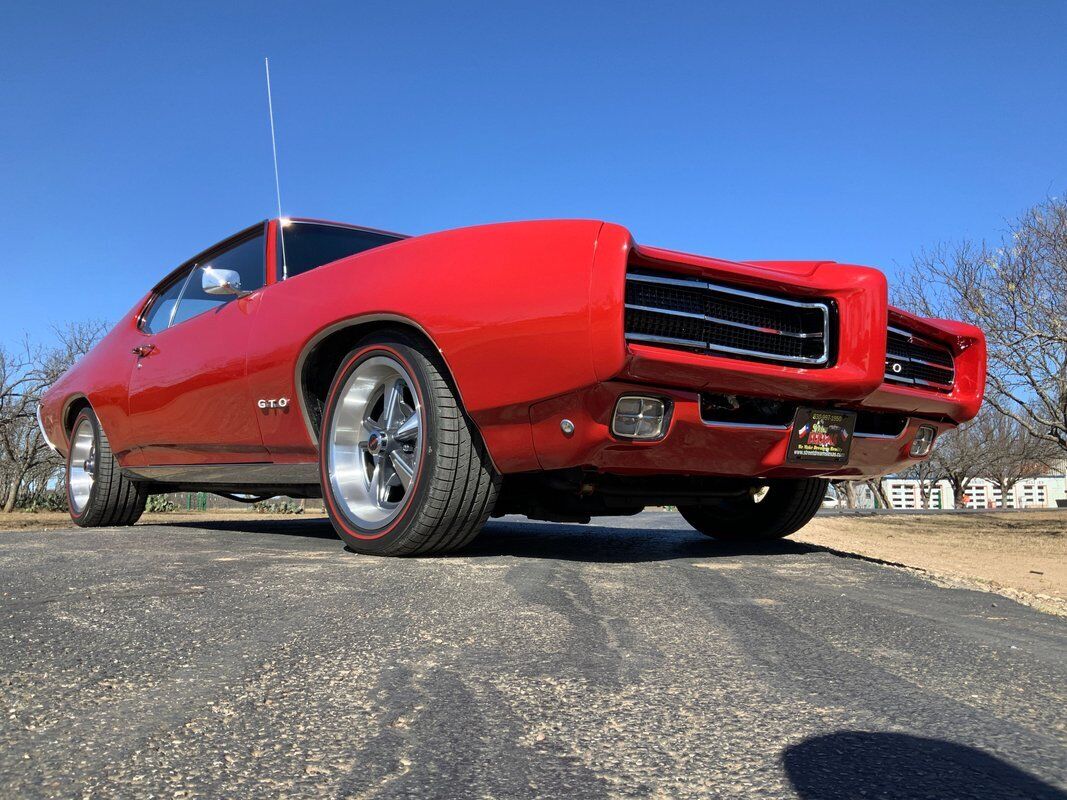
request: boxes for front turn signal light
[612,396,669,440]
[910,425,937,457]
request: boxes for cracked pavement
[1,512,1065,798]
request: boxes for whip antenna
[264,57,288,280]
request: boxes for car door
[124,224,271,466]
[247,220,407,461]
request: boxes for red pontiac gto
[38,218,985,555]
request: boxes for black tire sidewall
[319,339,440,555]
[680,478,826,541]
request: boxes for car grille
[624,270,831,366]
[884,325,954,392]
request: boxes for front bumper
[36,404,60,454]
[529,381,956,480]
[552,232,986,479]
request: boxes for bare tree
[980,408,1059,507]
[897,195,1067,453]
[830,480,857,508]
[899,456,947,509]
[0,340,47,512]
[0,321,107,512]
[44,322,110,382]
[924,413,996,508]
[864,478,893,509]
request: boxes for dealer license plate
[786,408,857,464]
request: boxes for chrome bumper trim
[36,405,59,453]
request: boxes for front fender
[248,219,613,471]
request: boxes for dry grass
[798,510,1067,615]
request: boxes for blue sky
[2,2,1064,345]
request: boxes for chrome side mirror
[201,266,246,296]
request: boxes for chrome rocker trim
[121,462,320,485]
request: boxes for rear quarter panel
[40,304,147,458]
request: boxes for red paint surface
[39,218,986,483]
[124,292,267,465]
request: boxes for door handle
[132,344,156,357]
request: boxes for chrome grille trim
[627,272,830,311]
[912,377,954,390]
[624,303,825,339]
[625,303,705,322]
[625,271,832,366]
[884,325,955,392]
[626,332,708,349]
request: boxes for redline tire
[320,331,500,556]
[66,408,147,528]
[678,478,827,541]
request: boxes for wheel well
[63,397,92,439]
[299,320,443,439]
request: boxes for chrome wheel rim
[327,356,423,530]
[68,418,96,513]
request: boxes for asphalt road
[2,513,1065,799]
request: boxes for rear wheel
[66,408,147,527]
[320,331,500,556]
[678,478,827,542]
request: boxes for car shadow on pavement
[463,519,818,564]
[157,516,819,563]
[783,731,1066,800]
[161,517,341,540]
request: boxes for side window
[141,272,190,333]
[279,223,401,280]
[141,229,266,333]
[170,233,266,327]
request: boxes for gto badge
[258,397,290,409]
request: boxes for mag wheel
[66,408,147,527]
[678,478,827,542]
[327,354,423,530]
[320,331,500,556]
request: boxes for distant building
[882,479,950,509]
[880,468,1066,510]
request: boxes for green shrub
[146,495,178,513]
[252,500,305,515]
[16,492,67,513]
